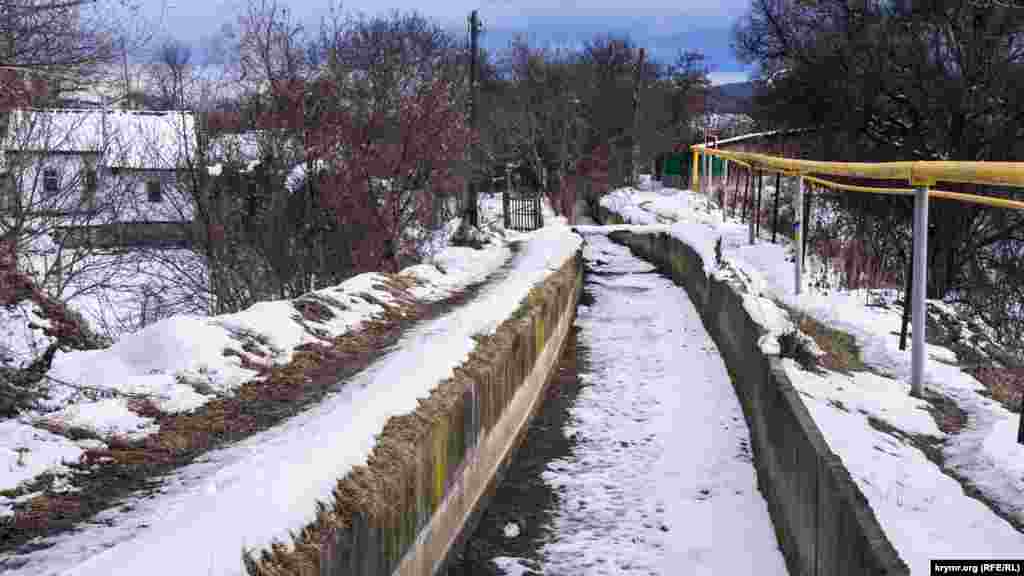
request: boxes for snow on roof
[104,110,197,170]
[285,159,331,191]
[691,112,756,135]
[61,63,249,110]
[712,126,820,147]
[3,109,197,170]
[207,131,263,165]
[3,109,105,154]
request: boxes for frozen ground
[0,192,512,508]
[594,184,1024,573]
[0,199,582,576]
[494,231,789,575]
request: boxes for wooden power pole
[465,9,481,228]
[630,48,646,187]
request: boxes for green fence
[666,154,724,178]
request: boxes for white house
[690,112,757,140]
[0,108,199,247]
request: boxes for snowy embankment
[2,199,582,576]
[496,232,787,575]
[595,185,1024,573]
[1,238,508,514]
[0,194,507,516]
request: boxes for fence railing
[691,144,1024,401]
[503,191,543,231]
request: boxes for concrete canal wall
[589,212,907,576]
[319,253,583,576]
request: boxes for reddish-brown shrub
[972,366,1024,412]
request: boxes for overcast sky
[145,0,751,84]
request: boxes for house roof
[207,131,263,165]
[3,109,197,170]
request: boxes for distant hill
[707,81,756,114]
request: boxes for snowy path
[506,232,788,575]
[593,186,1024,573]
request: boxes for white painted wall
[4,152,194,223]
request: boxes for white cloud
[708,71,749,85]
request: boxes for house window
[82,169,97,208]
[146,180,162,203]
[43,168,59,196]
[0,174,12,211]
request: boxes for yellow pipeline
[803,175,915,196]
[930,190,1024,211]
[803,173,1024,211]
[693,145,1024,210]
[720,156,753,170]
[692,145,1024,187]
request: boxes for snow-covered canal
[461,231,790,575]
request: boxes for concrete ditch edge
[318,252,584,576]
[599,226,908,576]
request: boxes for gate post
[503,166,512,229]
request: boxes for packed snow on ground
[15,233,212,339]
[36,399,160,442]
[492,556,538,576]
[498,231,787,575]
[598,184,1024,573]
[0,420,85,517]
[39,229,513,418]
[0,195,516,530]
[0,303,56,370]
[1,201,581,576]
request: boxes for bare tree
[734,0,1024,351]
[175,1,472,310]
[149,37,193,110]
[0,0,143,106]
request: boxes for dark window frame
[0,173,13,211]
[82,168,97,208]
[146,180,162,203]
[43,168,59,196]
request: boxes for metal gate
[503,191,543,231]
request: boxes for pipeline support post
[794,175,803,295]
[911,185,929,398]
[704,151,710,197]
[749,169,757,245]
[691,149,700,192]
[723,159,729,208]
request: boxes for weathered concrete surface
[396,265,583,576]
[320,254,584,576]
[601,227,908,576]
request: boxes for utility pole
[466,9,481,228]
[122,37,131,107]
[630,48,645,187]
